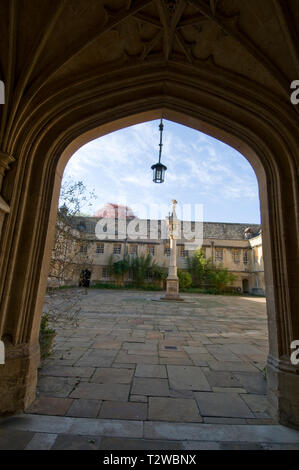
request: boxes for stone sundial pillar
[162,199,183,301]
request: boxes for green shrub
[90,283,118,289]
[39,314,56,359]
[140,283,163,291]
[177,270,192,290]
[208,266,236,293]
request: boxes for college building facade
[51,211,265,296]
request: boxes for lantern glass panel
[151,163,167,183]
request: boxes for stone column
[162,200,182,301]
[0,150,40,415]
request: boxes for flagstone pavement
[1,289,299,450]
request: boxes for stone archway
[0,1,298,430]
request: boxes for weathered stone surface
[206,345,242,362]
[25,432,57,450]
[70,383,130,401]
[241,394,269,413]
[208,361,257,372]
[212,387,247,393]
[26,397,73,416]
[0,429,35,450]
[130,395,148,403]
[148,397,202,422]
[91,367,133,384]
[66,399,102,418]
[68,418,143,438]
[233,372,267,394]
[39,365,95,378]
[167,366,211,391]
[99,401,147,420]
[37,376,78,397]
[4,290,296,434]
[135,365,167,378]
[144,422,299,443]
[0,342,40,415]
[99,437,183,450]
[115,352,159,364]
[75,349,116,367]
[0,414,74,434]
[182,441,221,450]
[92,340,121,349]
[219,442,264,450]
[51,434,101,450]
[194,392,254,418]
[160,357,194,365]
[203,370,241,388]
[131,378,170,397]
[203,417,247,424]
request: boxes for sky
[62,119,260,224]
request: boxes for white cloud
[63,120,260,222]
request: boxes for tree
[208,266,236,293]
[177,269,192,289]
[151,265,167,287]
[45,178,96,329]
[130,253,156,287]
[111,257,130,286]
[186,248,211,287]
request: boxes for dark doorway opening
[242,279,249,293]
[79,269,91,288]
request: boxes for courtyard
[1,289,299,450]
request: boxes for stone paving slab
[25,432,57,450]
[0,414,74,434]
[70,383,130,401]
[202,370,242,388]
[241,394,269,413]
[160,357,194,365]
[91,367,133,384]
[143,422,299,443]
[148,397,203,422]
[99,401,147,420]
[98,437,183,450]
[135,364,167,378]
[194,392,254,418]
[233,372,267,394]
[39,365,95,378]
[51,434,101,450]
[37,376,78,398]
[130,395,148,403]
[66,399,102,418]
[0,429,35,450]
[26,397,73,416]
[167,366,211,391]
[115,352,159,364]
[131,378,170,396]
[67,417,143,438]
[92,340,122,349]
[206,345,242,362]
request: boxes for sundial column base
[161,277,183,301]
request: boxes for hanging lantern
[151,119,167,183]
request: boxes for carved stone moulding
[0,151,15,177]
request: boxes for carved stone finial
[0,151,15,176]
[164,0,179,15]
